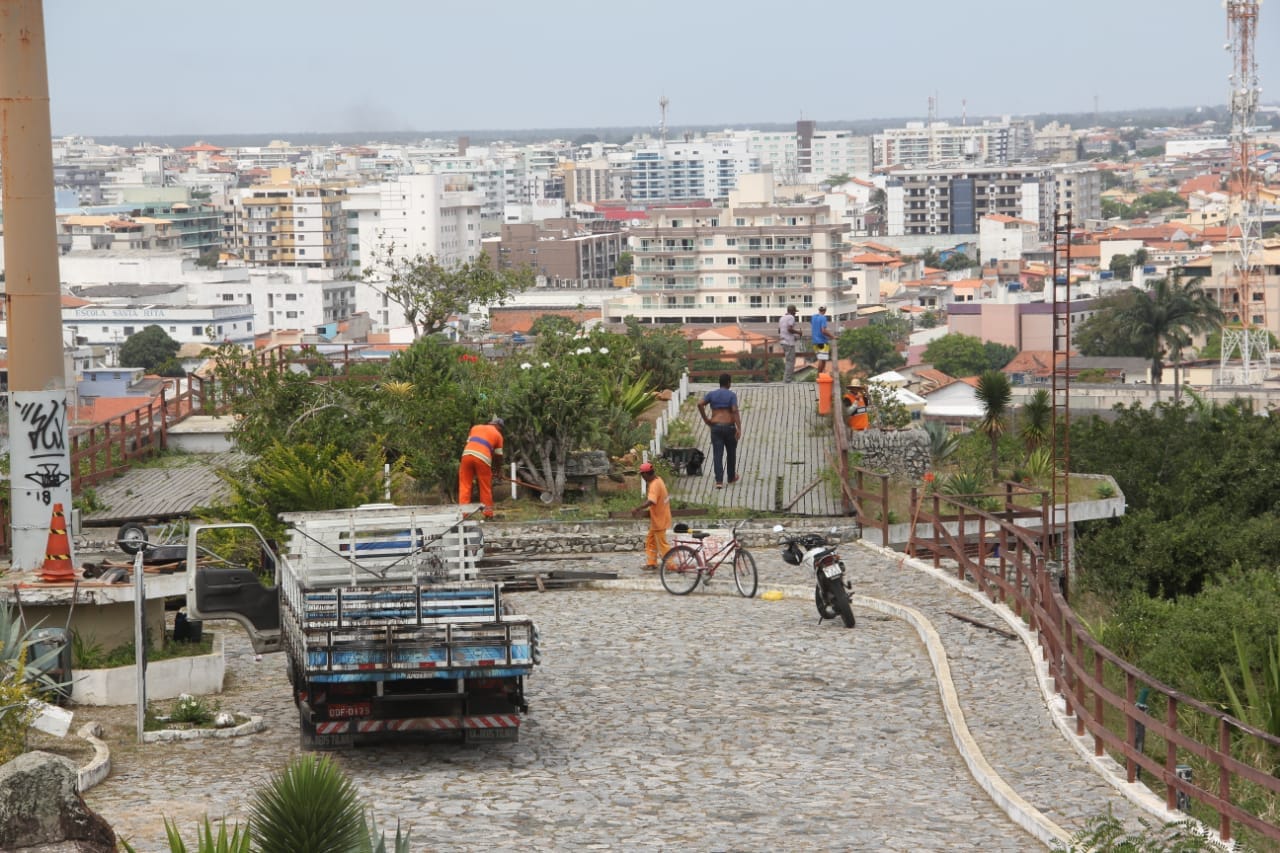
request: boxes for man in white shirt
[778,305,799,383]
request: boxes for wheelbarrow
[115,520,188,564]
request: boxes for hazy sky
[42,0,1279,137]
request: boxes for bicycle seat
[690,531,711,540]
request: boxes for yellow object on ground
[761,590,784,601]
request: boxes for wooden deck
[667,381,844,516]
[81,452,245,527]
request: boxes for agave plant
[922,420,959,467]
[1024,447,1056,485]
[249,754,368,853]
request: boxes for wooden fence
[851,480,1280,845]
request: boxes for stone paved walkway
[80,543,1163,852]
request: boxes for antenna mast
[658,95,669,148]
[1219,0,1270,384]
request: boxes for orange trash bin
[816,373,834,415]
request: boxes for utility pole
[1,0,75,569]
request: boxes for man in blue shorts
[810,305,832,374]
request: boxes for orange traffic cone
[40,503,76,583]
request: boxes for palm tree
[1019,388,1052,454]
[975,370,1013,480]
[1120,273,1223,402]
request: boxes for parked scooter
[774,525,855,628]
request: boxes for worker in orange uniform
[843,385,870,432]
[459,416,505,518]
[631,461,671,571]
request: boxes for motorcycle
[774,524,855,628]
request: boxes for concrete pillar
[1,1,75,568]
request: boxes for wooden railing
[853,481,1280,845]
[70,373,237,490]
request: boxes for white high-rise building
[628,138,759,203]
[344,173,483,332]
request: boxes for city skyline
[44,0,1278,138]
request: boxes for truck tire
[116,522,148,555]
[298,710,319,751]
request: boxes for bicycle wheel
[733,548,758,598]
[660,545,702,595]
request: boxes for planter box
[71,635,225,706]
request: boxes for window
[285,293,297,301]
[222,294,235,302]
[705,295,715,304]
[192,325,203,335]
[703,238,714,247]
[728,295,738,304]
[727,257,737,266]
[286,311,298,319]
[749,295,762,307]
[123,326,135,336]
[169,326,176,333]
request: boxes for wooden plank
[667,381,843,517]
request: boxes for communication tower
[1219,0,1270,383]
[658,95,669,148]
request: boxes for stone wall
[481,518,860,556]
[848,428,931,481]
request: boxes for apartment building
[602,175,851,327]
[736,123,873,183]
[225,173,351,269]
[344,173,484,332]
[1054,166,1102,226]
[978,214,1039,262]
[560,154,632,204]
[343,172,483,273]
[628,138,759,204]
[886,165,1049,237]
[874,118,1035,168]
[483,219,625,287]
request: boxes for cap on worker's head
[639,461,654,474]
[818,305,827,313]
[490,416,505,429]
[786,304,797,314]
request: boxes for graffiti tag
[19,399,66,457]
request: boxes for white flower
[520,362,532,370]
[541,362,551,368]
[598,347,609,354]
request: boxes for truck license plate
[821,564,843,579]
[465,728,517,742]
[329,702,371,719]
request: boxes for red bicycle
[659,521,757,598]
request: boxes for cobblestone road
[81,544,1157,852]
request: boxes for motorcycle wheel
[814,583,855,628]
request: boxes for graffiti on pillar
[20,398,67,454]
[17,397,70,504]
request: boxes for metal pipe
[1,0,74,568]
